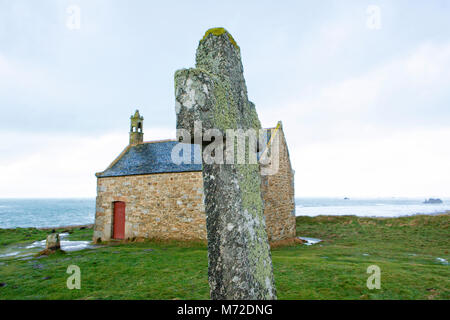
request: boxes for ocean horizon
[295,197,450,218]
[0,197,449,229]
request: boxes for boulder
[45,233,61,251]
[37,233,63,256]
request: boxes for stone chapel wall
[260,128,297,241]
[94,137,296,243]
[93,171,206,241]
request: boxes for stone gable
[93,125,296,243]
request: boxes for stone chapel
[93,110,296,243]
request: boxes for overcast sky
[0,0,449,198]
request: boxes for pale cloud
[404,42,450,87]
[260,41,450,139]
[0,55,48,94]
[0,1,448,199]
[0,127,175,198]
[259,41,450,197]
[0,54,71,103]
[293,127,450,198]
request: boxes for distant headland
[423,198,443,204]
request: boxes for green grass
[0,226,93,246]
[0,214,448,300]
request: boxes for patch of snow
[0,251,20,258]
[1,233,97,259]
[298,236,322,246]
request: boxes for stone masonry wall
[94,143,296,243]
[260,127,297,241]
[93,171,206,242]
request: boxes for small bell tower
[129,110,144,145]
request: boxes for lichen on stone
[201,27,239,49]
[174,28,276,300]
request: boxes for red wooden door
[113,201,125,239]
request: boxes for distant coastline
[0,198,449,229]
[295,197,450,218]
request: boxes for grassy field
[0,214,448,300]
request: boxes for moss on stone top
[201,27,239,49]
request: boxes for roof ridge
[141,139,177,144]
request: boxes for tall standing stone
[174,28,276,299]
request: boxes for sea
[0,197,449,229]
[295,198,450,217]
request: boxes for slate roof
[96,125,280,178]
[96,140,202,178]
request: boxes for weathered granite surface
[45,233,61,251]
[129,110,144,145]
[174,28,276,299]
[94,171,206,242]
